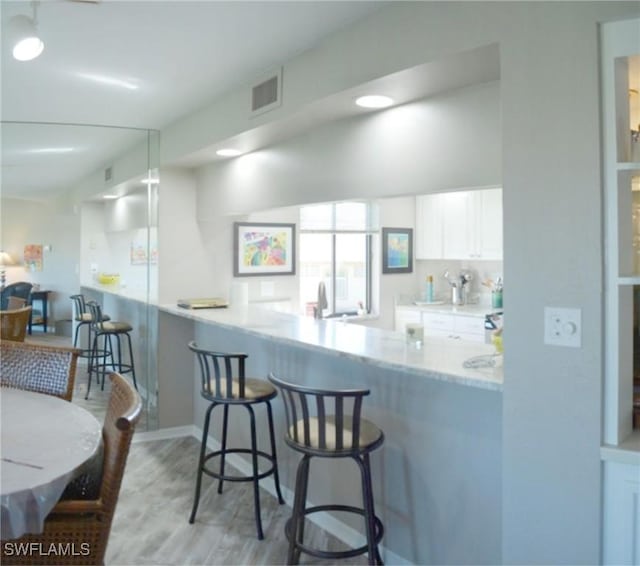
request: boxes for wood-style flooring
[22,332,369,565]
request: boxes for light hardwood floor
[24,332,370,565]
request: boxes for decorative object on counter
[444,269,472,305]
[97,273,120,285]
[382,227,413,274]
[426,275,435,303]
[482,276,504,309]
[406,322,424,346]
[268,373,385,565]
[233,222,296,277]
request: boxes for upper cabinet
[415,188,503,260]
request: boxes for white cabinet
[397,307,485,343]
[415,189,503,260]
[602,460,640,565]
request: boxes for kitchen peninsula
[157,303,503,565]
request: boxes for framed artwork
[382,227,413,274]
[234,222,296,277]
[24,244,43,272]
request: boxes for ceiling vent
[250,67,282,116]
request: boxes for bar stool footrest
[285,504,384,561]
[202,449,278,482]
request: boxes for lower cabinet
[396,307,485,343]
[602,459,640,565]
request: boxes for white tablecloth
[0,388,102,540]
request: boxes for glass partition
[0,121,160,431]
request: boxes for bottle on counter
[426,275,435,303]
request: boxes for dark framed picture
[382,227,413,274]
[233,222,296,277]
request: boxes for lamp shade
[0,251,16,267]
[9,14,44,61]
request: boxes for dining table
[0,387,103,540]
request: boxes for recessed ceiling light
[355,95,394,109]
[103,195,118,200]
[216,148,242,157]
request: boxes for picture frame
[382,227,413,274]
[234,222,296,277]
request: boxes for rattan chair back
[268,373,382,457]
[0,306,32,342]
[0,373,142,565]
[0,340,79,401]
[0,282,32,311]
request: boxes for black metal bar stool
[86,300,137,399]
[268,373,385,565]
[188,341,284,540]
[70,294,110,357]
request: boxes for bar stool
[70,294,110,357]
[86,301,137,399]
[268,373,385,565]
[188,341,284,540]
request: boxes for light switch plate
[544,307,582,348]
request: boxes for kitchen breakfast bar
[156,304,503,565]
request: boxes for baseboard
[133,425,407,564]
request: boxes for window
[299,202,377,317]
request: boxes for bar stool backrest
[86,300,105,331]
[188,340,249,401]
[268,373,371,455]
[70,294,88,321]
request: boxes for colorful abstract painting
[234,223,296,276]
[24,244,43,272]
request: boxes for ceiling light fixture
[102,195,119,200]
[355,95,394,109]
[140,177,159,185]
[216,148,242,157]
[9,1,44,62]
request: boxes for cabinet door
[415,195,444,259]
[422,312,455,336]
[441,192,473,259]
[476,188,503,260]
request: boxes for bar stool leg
[357,453,383,566]
[217,404,229,494]
[266,401,285,504]
[247,405,264,540]
[288,454,311,565]
[124,332,138,390]
[189,402,216,524]
[85,332,98,400]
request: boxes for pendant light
[9,1,44,62]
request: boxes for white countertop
[159,303,503,391]
[81,283,157,305]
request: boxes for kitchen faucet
[315,281,328,319]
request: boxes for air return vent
[104,166,112,182]
[250,67,282,116]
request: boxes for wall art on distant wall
[130,239,158,265]
[382,227,413,274]
[24,244,43,272]
[234,222,296,276]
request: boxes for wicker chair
[0,306,32,342]
[0,341,79,401]
[1,373,142,566]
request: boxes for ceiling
[1,0,389,200]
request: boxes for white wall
[0,197,80,324]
